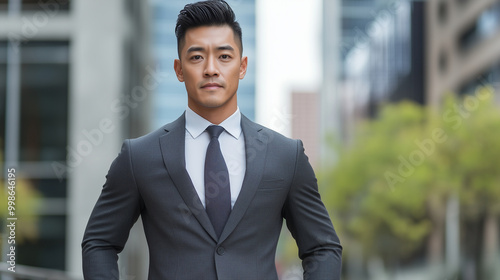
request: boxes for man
[82,1,342,279]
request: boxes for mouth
[201,83,223,90]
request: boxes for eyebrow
[186,45,235,54]
[217,45,235,52]
[186,46,204,53]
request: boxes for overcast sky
[256,0,323,136]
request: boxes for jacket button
[216,246,225,255]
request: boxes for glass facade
[340,0,391,62]
[343,1,425,113]
[150,0,256,128]
[19,42,69,163]
[1,41,69,270]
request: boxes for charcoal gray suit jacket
[82,113,342,280]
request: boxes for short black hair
[175,0,243,58]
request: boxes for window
[458,2,500,51]
[19,42,69,162]
[439,50,448,73]
[1,40,69,270]
[438,1,449,24]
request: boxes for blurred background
[0,0,500,279]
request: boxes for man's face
[174,25,247,117]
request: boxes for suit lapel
[219,115,268,243]
[159,114,218,242]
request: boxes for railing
[0,263,82,280]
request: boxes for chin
[200,96,232,108]
[202,101,226,109]
[190,93,236,110]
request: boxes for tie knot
[206,125,224,139]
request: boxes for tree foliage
[320,87,500,264]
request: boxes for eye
[220,54,231,60]
[191,55,203,61]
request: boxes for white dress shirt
[185,107,246,208]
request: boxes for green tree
[320,101,432,265]
[438,89,500,279]
[320,88,500,278]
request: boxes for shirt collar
[185,107,242,140]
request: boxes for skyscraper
[0,1,151,278]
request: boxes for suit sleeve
[82,140,142,279]
[282,140,342,280]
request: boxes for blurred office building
[333,0,426,141]
[334,0,500,139]
[0,0,151,278]
[322,0,414,145]
[327,0,500,278]
[426,0,500,106]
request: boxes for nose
[204,56,219,77]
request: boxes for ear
[239,56,248,80]
[174,59,184,82]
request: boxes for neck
[188,105,237,125]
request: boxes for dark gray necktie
[205,125,231,238]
